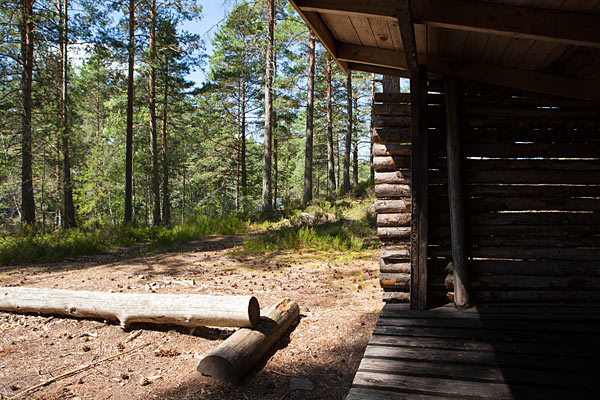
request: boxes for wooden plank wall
[430,84,600,304]
[372,92,447,302]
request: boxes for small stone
[289,377,314,391]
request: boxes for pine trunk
[124,0,135,224]
[272,48,278,209]
[161,61,170,226]
[241,75,247,201]
[382,75,400,93]
[326,55,336,196]
[20,0,35,226]
[182,139,187,223]
[60,0,76,228]
[235,83,240,212]
[261,0,275,214]
[148,0,160,226]
[342,71,352,193]
[302,32,316,205]
[352,95,358,186]
[370,74,375,182]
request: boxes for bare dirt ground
[0,234,383,400]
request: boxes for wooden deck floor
[346,304,600,399]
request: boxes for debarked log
[375,184,411,199]
[197,299,300,383]
[0,287,260,329]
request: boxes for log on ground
[0,287,260,329]
[197,298,300,383]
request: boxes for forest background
[0,0,403,264]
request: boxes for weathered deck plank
[346,304,600,399]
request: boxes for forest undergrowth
[0,190,377,266]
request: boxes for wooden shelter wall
[373,93,413,303]
[373,92,449,302]
[431,84,600,304]
[374,86,600,305]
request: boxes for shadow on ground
[153,321,371,400]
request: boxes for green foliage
[153,213,244,246]
[1,0,378,248]
[0,213,246,266]
[238,190,376,255]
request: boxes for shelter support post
[444,79,469,308]
[410,65,428,310]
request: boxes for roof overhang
[289,0,600,102]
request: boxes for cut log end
[248,296,260,328]
[198,355,236,383]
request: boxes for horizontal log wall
[432,84,600,304]
[373,93,412,302]
[373,92,447,303]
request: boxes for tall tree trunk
[240,75,247,202]
[272,44,277,209]
[336,129,340,190]
[352,95,359,186]
[124,0,135,223]
[302,31,315,206]
[273,136,278,208]
[161,60,170,226]
[20,0,35,227]
[342,71,352,194]
[235,80,240,212]
[181,139,186,224]
[370,73,375,182]
[382,75,400,93]
[59,0,76,228]
[55,138,60,228]
[148,0,160,225]
[261,0,275,214]
[326,55,335,196]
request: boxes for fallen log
[0,287,260,329]
[197,298,299,383]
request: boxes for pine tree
[20,0,35,226]
[124,0,135,223]
[302,31,315,205]
[326,55,336,196]
[58,0,76,228]
[261,0,275,214]
[342,71,352,194]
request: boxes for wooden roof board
[367,17,396,50]
[462,31,490,61]
[347,15,378,47]
[291,0,600,102]
[388,20,404,51]
[499,37,535,68]
[320,13,361,45]
[517,40,560,70]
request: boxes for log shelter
[290,1,600,398]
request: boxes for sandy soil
[0,234,383,400]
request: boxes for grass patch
[239,222,370,254]
[0,213,246,266]
[236,194,377,255]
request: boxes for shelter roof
[290,0,600,102]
